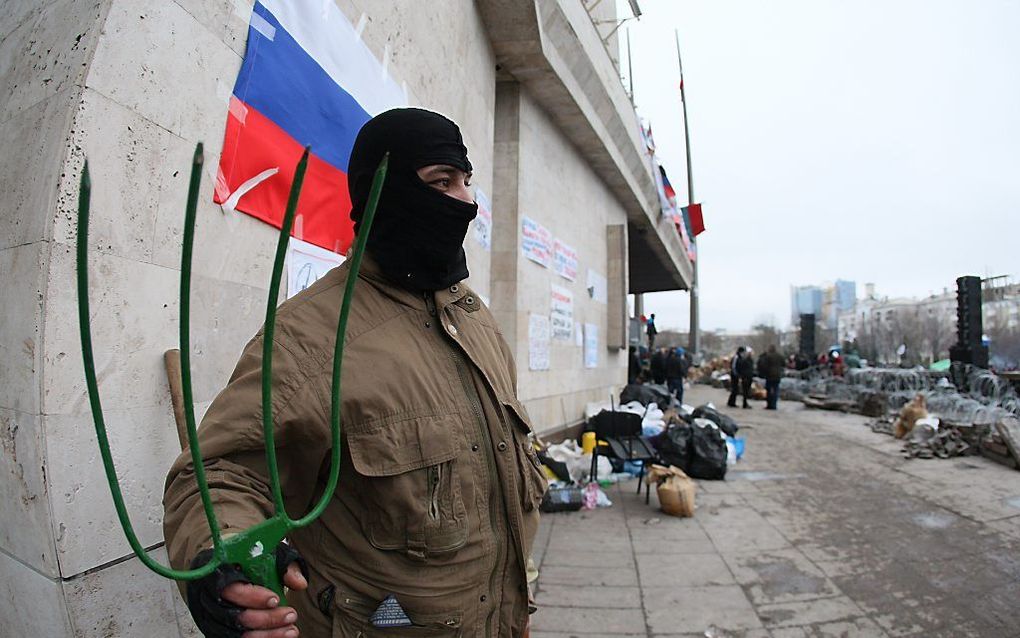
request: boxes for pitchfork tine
[179,142,226,552]
[77,154,220,580]
[262,147,311,518]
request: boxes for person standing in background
[727,346,746,408]
[758,345,785,410]
[646,313,658,349]
[666,347,690,405]
[628,345,641,384]
[650,347,667,385]
[737,347,755,409]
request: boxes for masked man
[164,108,546,638]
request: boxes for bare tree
[748,323,780,355]
[700,331,724,359]
[894,306,925,366]
[922,311,954,363]
[986,311,1020,370]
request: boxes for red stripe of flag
[687,203,705,236]
[216,101,354,253]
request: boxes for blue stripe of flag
[232,4,371,172]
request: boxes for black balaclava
[348,108,477,291]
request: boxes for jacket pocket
[347,413,468,559]
[330,589,463,637]
[503,400,548,512]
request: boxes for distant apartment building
[837,277,1020,365]
[791,279,856,328]
[984,276,1020,332]
[790,285,823,325]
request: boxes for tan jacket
[164,257,546,637]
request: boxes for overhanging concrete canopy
[477,0,694,293]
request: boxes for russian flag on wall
[214,0,406,254]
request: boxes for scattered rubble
[777,365,1020,468]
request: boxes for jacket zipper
[425,291,505,635]
[428,464,441,521]
[424,292,442,525]
[429,291,504,636]
[452,352,504,638]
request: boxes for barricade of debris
[778,365,1020,469]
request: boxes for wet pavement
[529,386,1020,637]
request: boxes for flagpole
[626,28,635,102]
[675,30,699,355]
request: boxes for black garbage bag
[652,422,693,469]
[620,383,672,408]
[692,404,739,437]
[537,450,571,482]
[687,422,728,480]
[652,421,727,480]
[620,383,655,406]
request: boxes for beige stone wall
[0,1,635,634]
[1,2,111,635]
[508,88,628,432]
[335,0,497,297]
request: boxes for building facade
[791,279,856,328]
[837,278,1020,366]
[0,1,692,635]
[790,284,823,325]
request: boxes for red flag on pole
[683,203,705,236]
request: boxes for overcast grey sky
[621,0,1020,332]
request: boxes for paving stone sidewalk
[529,386,1020,638]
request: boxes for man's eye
[430,178,450,188]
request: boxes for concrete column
[490,80,522,351]
[607,224,627,349]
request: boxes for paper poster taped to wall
[287,237,345,298]
[473,188,492,251]
[584,322,599,368]
[553,239,578,281]
[528,313,551,370]
[575,323,584,347]
[521,216,552,267]
[587,269,608,304]
[550,284,574,341]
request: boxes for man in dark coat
[665,348,689,405]
[758,345,785,409]
[628,346,641,384]
[650,347,667,385]
[727,347,754,409]
[646,313,658,349]
[727,346,746,408]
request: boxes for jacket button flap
[347,414,461,477]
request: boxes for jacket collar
[349,252,469,310]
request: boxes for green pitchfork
[76,143,388,601]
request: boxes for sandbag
[692,404,739,437]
